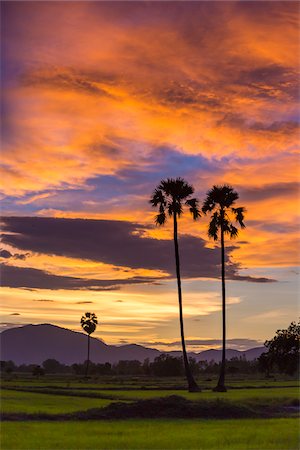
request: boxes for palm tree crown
[202,185,245,240]
[81,312,98,335]
[150,177,201,224]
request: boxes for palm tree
[80,312,98,377]
[150,177,201,392]
[202,185,245,392]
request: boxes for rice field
[2,418,299,450]
[1,375,299,449]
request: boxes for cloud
[21,67,115,97]
[33,299,55,302]
[0,249,12,259]
[0,249,28,260]
[0,322,22,332]
[1,0,298,277]
[236,64,298,100]
[238,182,300,203]
[249,121,299,133]
[246,221,299,235]
[76,301,93,304]
[9,313,20,316]
[1,1,299,198]
[140,338,262,348]
[17,192,55,205]
[1,217,275,285]
[0,264,156,291]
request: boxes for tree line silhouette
[0,355,262,377]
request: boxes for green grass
[27,386,296,402]
[1,376,298,449]
[1,389,116,414]
[124,386,299,402]
[2,418,298,449]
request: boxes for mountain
[244,347,266,360]
[191,347,264,363]
[0,324,160,365]
[0,324,264,365]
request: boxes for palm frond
[186,198,201,220]
[202,195,216,213]
[172,200,183,217]
[229,225,239,239]
[232,207,246,228]
[150,188,166,207]
[208,212,219,240]
[159,203,165,213]
[167,202,173,217]
[220,185,239,208]
[222,218,232,235]
[155,211,166,225]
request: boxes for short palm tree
[202,185,245,391]
[150,177,201,392]
[80,312,98,377]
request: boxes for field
[3,419,298,450]
[1,389,114,414]
[1,374,299,449]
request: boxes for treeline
[1,354,262,377]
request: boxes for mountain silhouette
[1,324,264,365]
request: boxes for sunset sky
[1,1,299,352]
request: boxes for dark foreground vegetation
[1,354,263,377]
[2,393,299,422]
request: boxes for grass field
[2,418,299,450]
[1,389,115,414]
[3,385,298,402]
[33,386,297,402]
[1,375,299,449]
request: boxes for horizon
[1,1,299,353]
[1,322,265,354]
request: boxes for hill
[0,324,264,365]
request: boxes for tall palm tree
[202,185,245,392]
[150,177,201,392]
[80,312,98,377]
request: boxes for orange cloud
[2,2,299,193]
[2,1,299,273]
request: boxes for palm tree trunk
[173,212,200,392]
[85,334,90,377]
[214,223,227,392]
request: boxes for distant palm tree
[80,312,98,377]
[150,177,201,392]
[202,185,245,392]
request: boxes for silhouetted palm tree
[80,312,98,377]
[202,185,245,391]
[150,177,201,392]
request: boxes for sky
[1,1,299,352]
